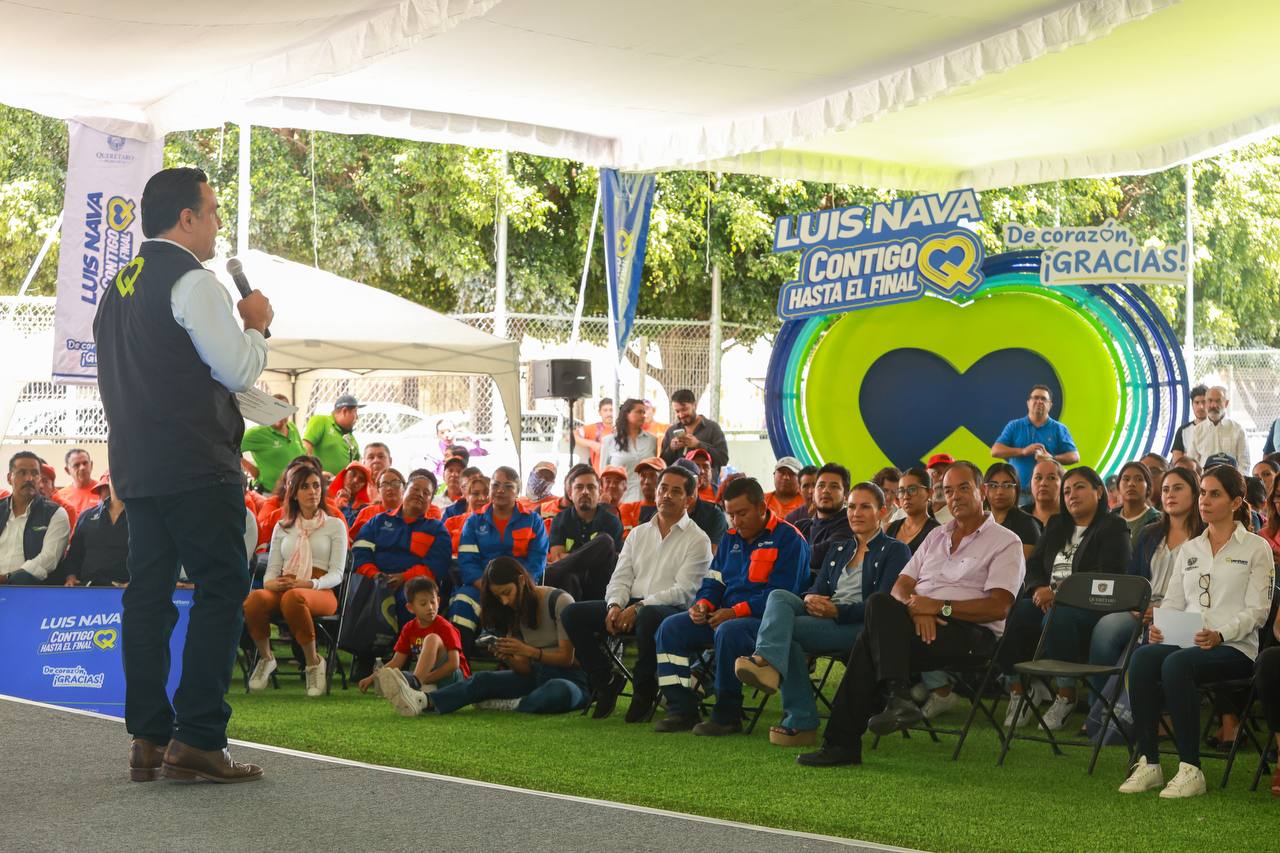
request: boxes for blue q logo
[107,135,125,151]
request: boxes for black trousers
[823,592,996,752]
[1257,646,1280,733]
[543,535,618,602]
[122,483,249,751]
[560,599,679,692]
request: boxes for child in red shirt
[359,577,470,715]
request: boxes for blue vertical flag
[599,168,657,355]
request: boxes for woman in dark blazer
[1004,466,1132,731]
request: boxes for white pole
[709,262,723,421]
[17,210,64,297]
[1183,162,1195,372]
[569,183,602,350]
[237,123,251,256]
[495,151,509,340]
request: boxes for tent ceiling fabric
[228,250,522,449]
[2,0,1277,188]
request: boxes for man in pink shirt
[798,460,1025,767]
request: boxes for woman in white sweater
[1120,465,1273,799]
[243,464,347,696]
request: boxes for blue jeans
[753,590,859,731]
[1129,643,1253,766]
[1086,611,1142,695]
[5,569,42,585]
[430,664,589,715]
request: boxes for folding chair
[690,647,772,733]
[579,634,639,716]
[810,653,843,714]
[997,573,1151,774]
[243,579,350,695]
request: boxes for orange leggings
[243,587,337,646]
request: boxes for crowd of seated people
[8,380,1280,800]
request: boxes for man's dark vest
[93,240,245,498]
[0,495,59,561]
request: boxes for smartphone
[671,428,686,438]
[476,634,499,650]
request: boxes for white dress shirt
[0,501,71,581]
[1183,416,1249,470]
[147,239,267,393]
[604,512,712,608]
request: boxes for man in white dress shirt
[1183,386,1249,471]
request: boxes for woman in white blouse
[605,398,658,503]
[1120,465,1273,799]
[244,465,348,697]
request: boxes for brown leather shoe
[161,740,263,784]
[129,737,166,782]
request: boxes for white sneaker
[1119,757,1164,793]
[376,666,409,702]
[1040,696,1075,732]
[378,668,429,717]
[1159,762,1207,799]
[1030,680,1053,704]
[305,659,326,697]
[909,682,930,703]
[921,690,962,719]
[476,698,522,711]
[248,656,277,691]
[1003,691,1034,729]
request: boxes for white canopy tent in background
[2,0,1279,190]
[227,250,522,451]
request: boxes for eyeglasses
[1198,573,1211,609]
[491,481,518,492]
[896,485,927,497]
[379,480,405,490]
[985,481,1019,491]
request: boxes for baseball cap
[672,458,700,477]
[39,463,56,482]
[635,456,666,474]
[442,454,467,470]
[1203,452,1238,471]
[684,448,712,464]
[93,471,111,492]
[334,394,365,410]
[926,453,956,469]
[601,465,627,480]
[532,460,557,476]
[774,456,802,474]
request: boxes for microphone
[226,258,271,339]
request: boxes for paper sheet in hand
[1153,608,1203,648]
[236,389,297,425]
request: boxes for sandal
[769,725,818,747]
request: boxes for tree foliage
[2,103,1278,350]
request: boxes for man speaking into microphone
[94,167,273,783]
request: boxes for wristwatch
[940,601,952,617]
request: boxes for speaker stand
[565,397,580,466]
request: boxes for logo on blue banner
[773,190,986,321]
[600,169,657,355]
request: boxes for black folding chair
[579,634,639,716]
[810,653,843,714]
[690,648,771,733]
[243,579,349,695]
[997,573,1151,774]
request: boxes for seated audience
[608,399,659,503]
[0,452,71,585]
[544,464,625,601]
[1173,455,1202,478]
[653,477,810,736]
[1105,474,1122,511]
[57,447,101,517]
[735,482,910,745]
[445,475,490,556]
[671,458,730,552]
[349,467,407,543]
[443,466,482,523]
[1004,466,1130,731]
[1247,476,1268,532]
[37,461,77,535]
[985,463,1041,559]
[784,464,820,525]
[1121,466,1272,799]
[885,467,939,553]
[522,460,562,526]
[1254,618,1280,796]
[1115,461,1162,547]
[1262,479,1280,564]
[437,453,469,515]
[59,472,128,586]
[575,397,614,473]
[362,442,392,484]
[240,402,305,492]
[926,454,955,525]
[244,465,348,696]
[600,465,628,512]
[764,456,806,519]
[406,469,445,520]
[618,457,664,538]
[329,461,373,526]
[685,448,719,504]
[362,577,471,714]
[1255,459,1280,505]
[452,466,549,653]
[797,463,854,559]
[416,557,591,716]
[1023,457,1064,530]
[797,462,1024,768]
[561,465,713,721]
[873,467,904,526]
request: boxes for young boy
[359,577,471,716]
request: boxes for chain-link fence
[1190,350,1280,462]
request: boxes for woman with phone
[605,398,658,503]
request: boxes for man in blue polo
[991,384,1079,491]
[451,465,549,654]
[652,476,809,736]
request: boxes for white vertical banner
[51,121,163,384]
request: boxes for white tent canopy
[3,0,1279,190]
[229,250,522,449]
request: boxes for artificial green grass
[226,665,1276,853]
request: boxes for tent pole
[570,182,602,350]
[495,151,508,340]
[1183,162,1195,372]
[709,262,722,421]
[237,123,251,256]
[17,209,63,297]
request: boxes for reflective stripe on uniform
[352,540,375,550]
[453,593,481,611]
[656,653,689,666]
[452,615,478,630]
[658,675,692,687]
[707,569,723,583]
[458,544,480,553]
